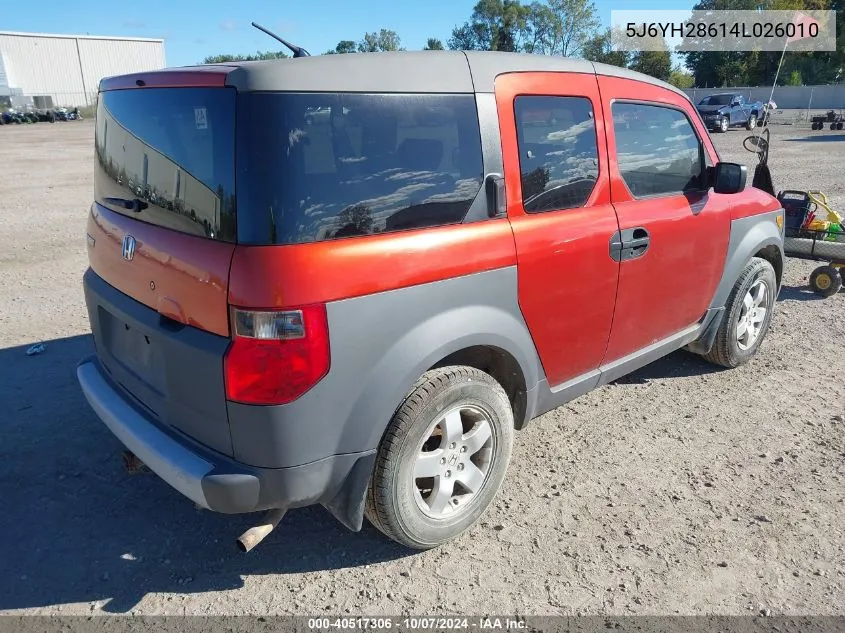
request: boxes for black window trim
[512,92,603,215]
[609,98,710,202]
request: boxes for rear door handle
[609,227,650,262]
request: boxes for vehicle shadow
[0,335,411,613]
[611,348,726,385]
[778,284,828,302]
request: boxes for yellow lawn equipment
[779,189,845,297]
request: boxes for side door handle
[609,227,650,262]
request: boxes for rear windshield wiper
[103,197,149,212]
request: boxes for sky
[4,0,694,68]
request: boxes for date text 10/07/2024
[307,617,528,630]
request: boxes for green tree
[359,29,403,52]
[630,45,672,82]
[447,0,529,51]
[668,68,695,89]
[202,50,289,63]
[785,69,803,85]
[325,40,357,54]
[524,0,599,57]
[581,28,629,68]
[424,37,445,50]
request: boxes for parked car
[696,92,765,132]
[77,51,785,551]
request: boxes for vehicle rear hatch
[86,68,239,456]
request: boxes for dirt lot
[0,119,843,617]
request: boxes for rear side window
[237,93,484,245]
[611,102,704,198]
[514,96,599,213]
[95,88,236,241]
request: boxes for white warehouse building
[0,30,166,108]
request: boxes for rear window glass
[514,95,599,213]
[95,88,236,241]
[236,93,484,245]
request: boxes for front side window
[612,102,704,198]
[514,96,599,213]
[237,93,484,245]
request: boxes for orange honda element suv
[77,51,784,550]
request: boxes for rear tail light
[224,305,330,405]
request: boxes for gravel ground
[0,119,843,617]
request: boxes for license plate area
[99,307,166,395]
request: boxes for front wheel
[702,257,777,368]
[718,117,729,133]
[365,366,514,550]
[746,114,757,130]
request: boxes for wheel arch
[323,302,542,533]
[340,303,543,457]
[430,344,530,430]
[754,243,784,291]
[710,210,784,309]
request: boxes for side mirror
[713,162,747,194]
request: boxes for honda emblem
[122,235,136,261]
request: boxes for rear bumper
[77,355,374,519]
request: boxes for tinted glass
[700,95,732,106]
[514,96,599,214]
[612,103,704,198]
[95,88,236,241]
[237,93,484,245]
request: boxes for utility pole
[74,37,89,107]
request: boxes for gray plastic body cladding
[82,268,234,456]
[224,51,474,94]
[531,311,716,418]
[77,353,374,517]
[227,266,543,469]
[710,209,784,310]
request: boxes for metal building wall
[0,32,165,107]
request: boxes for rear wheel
[746,114,757,130]
[809,265,842,297]
[365,366,514,549]
[702,257,776,368]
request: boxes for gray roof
[221,50,689,101]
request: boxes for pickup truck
[696,92,764,133]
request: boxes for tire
[831,123,837,131]
[809,265,842,297]
[703,257,777,369]
[365,366,514,550]
[746,114,757,130]
[838,122,844,131]
[719,118,729,133]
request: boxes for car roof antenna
[251,21,310,58]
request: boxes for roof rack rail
[251,21,310,58]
